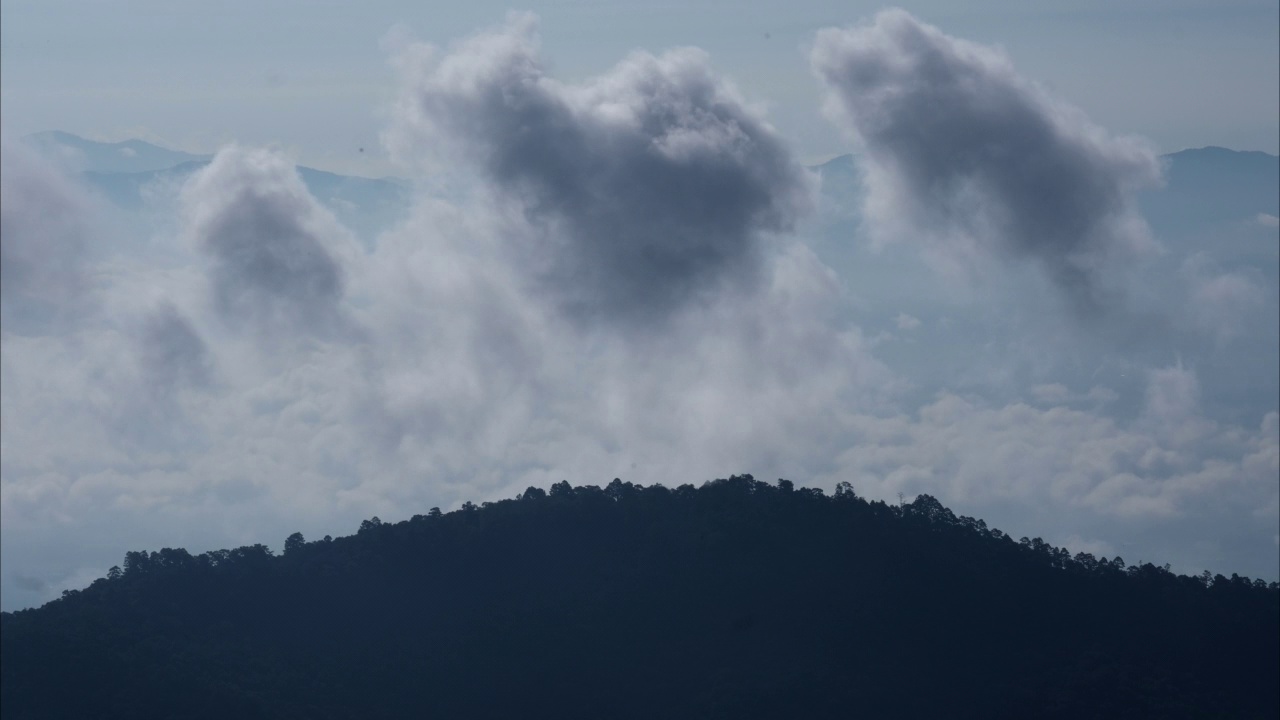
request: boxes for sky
[1,3,1277,611]
[2,0,1278,172]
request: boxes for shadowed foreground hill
[2,476,1277,719]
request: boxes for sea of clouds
[2,10,1276,610]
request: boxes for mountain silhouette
[22,132,411,244]
[3,476,1276,719]
[22,130,212,174]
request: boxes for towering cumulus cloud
[390,14,814,326]
[181,146,355,339]
[811,9,1161,311]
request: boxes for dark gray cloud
[11,574,48,593]
[811,9,1161,312]
[0,138,96,333]
[181,146,354,339]
[391,14,814,325]
[140,302,213,393]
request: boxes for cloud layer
[389,14,814,326]
[812,9,1161,312]
[1,14,1276,611]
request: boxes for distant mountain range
[25,131,1278,250]
[23,130,211,174]
[21,132,412,244]
[1139,146,1279,236]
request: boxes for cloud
[354,197,897,502]
[811,9,1161,313]
[829,367,1276,526]
[1258,213,1279,229]
[1029,383,1119,407]
[1141,363,1215,448]
[0,138,98,333]
[1030,383,1069,404]
[894,312,921,330]
[3,16,1277,612]
[1176,251,1267,343]
[0,118,874,610]
[139,302,214,393]
[1189,271,1265,341]
[11,574,48,593]
[388,13,815,327]
[180,146,359,340]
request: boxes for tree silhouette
[2,475,1275,720]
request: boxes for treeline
[3,476,1277,719]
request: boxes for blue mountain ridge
[23,131,211,174]
[29,131,1277,248]
[23,133,412,243]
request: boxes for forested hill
[2,477,1277,719]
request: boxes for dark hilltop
[2,476,1277,719]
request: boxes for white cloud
[811,9,1161,314]
[0,138,99,333]
[895,312,921,330]
[827,368,1275,526]
[1031,383,1070,404]
[1178,252,1267,343]
[1191,272,1265,340]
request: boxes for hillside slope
[3,477,1276,719]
